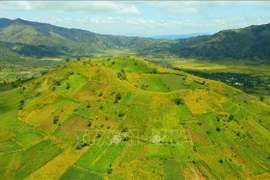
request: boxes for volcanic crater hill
[0,56,269,179]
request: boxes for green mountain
[0,18,166,58]
[1,18,269,63]
[0,57,269,179]
[142,23,270,63]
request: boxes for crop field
[0,140,63,179]
[60,166,102,180]
[160,74,186,91]
[0,56,269,179]
[149,57,270,104]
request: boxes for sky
[0,1,270,37]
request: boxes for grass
[0,138,23,153]
[60,166,102,180]
[160,74,186,91]
[163,160,185,180]
[90,144,125,173]
[13,131,44,148]
[138,74,169,92]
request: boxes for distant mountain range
[152,33,209,40]
[149,24,270,63]
[0,18,269,63]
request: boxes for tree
[65,58,70,63]
[152,68,157,74]
[118,111,125,117]
[175,98,184,105]
[66,82,70,89]
[107,168,113,174]
[87,120,92,127]
[53,116,59,124]
[122,136,129,141]
[116,93,122,100]
[77,57,80,61]
[55,80,61,86]
[260,96,265,102]
[18,100,25,110]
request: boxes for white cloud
[0,1,141,16]
[0,1,32,10]
[146,1,270,15]
[22,15,269,37]
[118,5,141,15]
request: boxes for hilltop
[0,57,269,179]
[0,18,270,63]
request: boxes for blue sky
[0,1,270,37]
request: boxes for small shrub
[152,68,157,74]
[18,100,25,110]
[55,81,61,86]
[118,111,125,117]
[107,168,113,174]
[122,136,129,141]
[66,82,70,89]
[96,133,101,138]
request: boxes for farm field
[0,56,269,179]
[148,57,270,104]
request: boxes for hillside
[143,23,270,63]
[0,18,165,58]
[1,18,269,63]
[0,57,269,179]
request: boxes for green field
[0,56,269,179]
